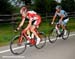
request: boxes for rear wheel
[35,32,46,49]
[62,29,70,40]
[10,35,27,55]
[48,28,58,43]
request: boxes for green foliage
[34,0,58,15]
[0,18,75,46]
[61,0,75,12]
[0,0,15,14]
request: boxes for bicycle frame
[18,28,38,45]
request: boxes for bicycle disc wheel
[10,35,27,55]
[62,29,70,40]
[48,28,57,43]
[35,32,46,49]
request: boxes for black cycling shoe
[57,34,62,37]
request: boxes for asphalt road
[0,33,75,59]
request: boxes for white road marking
[0,34,75,54]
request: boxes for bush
[34,0,59,16]
[0,0,15,14]
[61,0,75,12]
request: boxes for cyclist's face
[56,8,61,12]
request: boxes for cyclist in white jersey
[51,5,69,35]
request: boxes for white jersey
[55,10,68,17]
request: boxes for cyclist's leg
[27,29,31,38]
[18,29,27,44]
[30,16,41,45]
[61,18,69,35]
[30,25,41,45]
[55,23,61,35]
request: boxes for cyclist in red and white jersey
[17,6,41,45]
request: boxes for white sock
[55,26,60,35]
[36,38,40,45]
[27,40,30,43]
[31,33,34,39]
[64,30,67,35]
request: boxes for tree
[49,0,59,13]
[61,0,75,12]
[34,0,58,15]
[0,0,15,14]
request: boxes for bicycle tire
[48,28,58,43]
[10,35,27,55]
[62,29,70,40]
[35,32,46,49]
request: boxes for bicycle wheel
[62,29,70,40]
[48,28,58,43]
[10,35,27,55]
[35,32,46,49]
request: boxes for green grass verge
[0,18,75,47]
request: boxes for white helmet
[56,5,62,9]
[20,7,27,14]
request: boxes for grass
[0,18,75,47]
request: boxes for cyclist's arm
[17,18,25,29]
[52,15,56,23]
[59,10,65,21]
[25,19,32,31]
[51,12,57,23]
[59,15,64,21]
[17,14,27,30]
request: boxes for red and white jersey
[26,11,37,20]
[20,7,41,25]
[26,11,41,25]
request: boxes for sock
[31,33,34,39]
[36,37,40,45]
[55,26,60,35]
[64,30,67,35]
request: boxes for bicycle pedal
[26,43,33,47]
[30,44,34,47]
[17,44,22,46]
[59,35,62,37]
[57,34,62,37]
[26,43,30,45]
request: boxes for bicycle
[10,28,46,55]
[48,23,70,43]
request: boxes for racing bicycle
[10,28,46,55]
[48,23,70,43]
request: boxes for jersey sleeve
[60,10,65,16]
[61,10,68,17]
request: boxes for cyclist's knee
[30,28,34,32]
[21,30,26,35]
[30,26,35,32]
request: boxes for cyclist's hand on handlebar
[51,22,54,25]
[14,29,17,32]
[14,27,20,32]
[17,27,20,31]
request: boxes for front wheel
[10,35,27,55]
[48,28,58,43]
[35,32,46,49]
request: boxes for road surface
[0,32,75,59]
